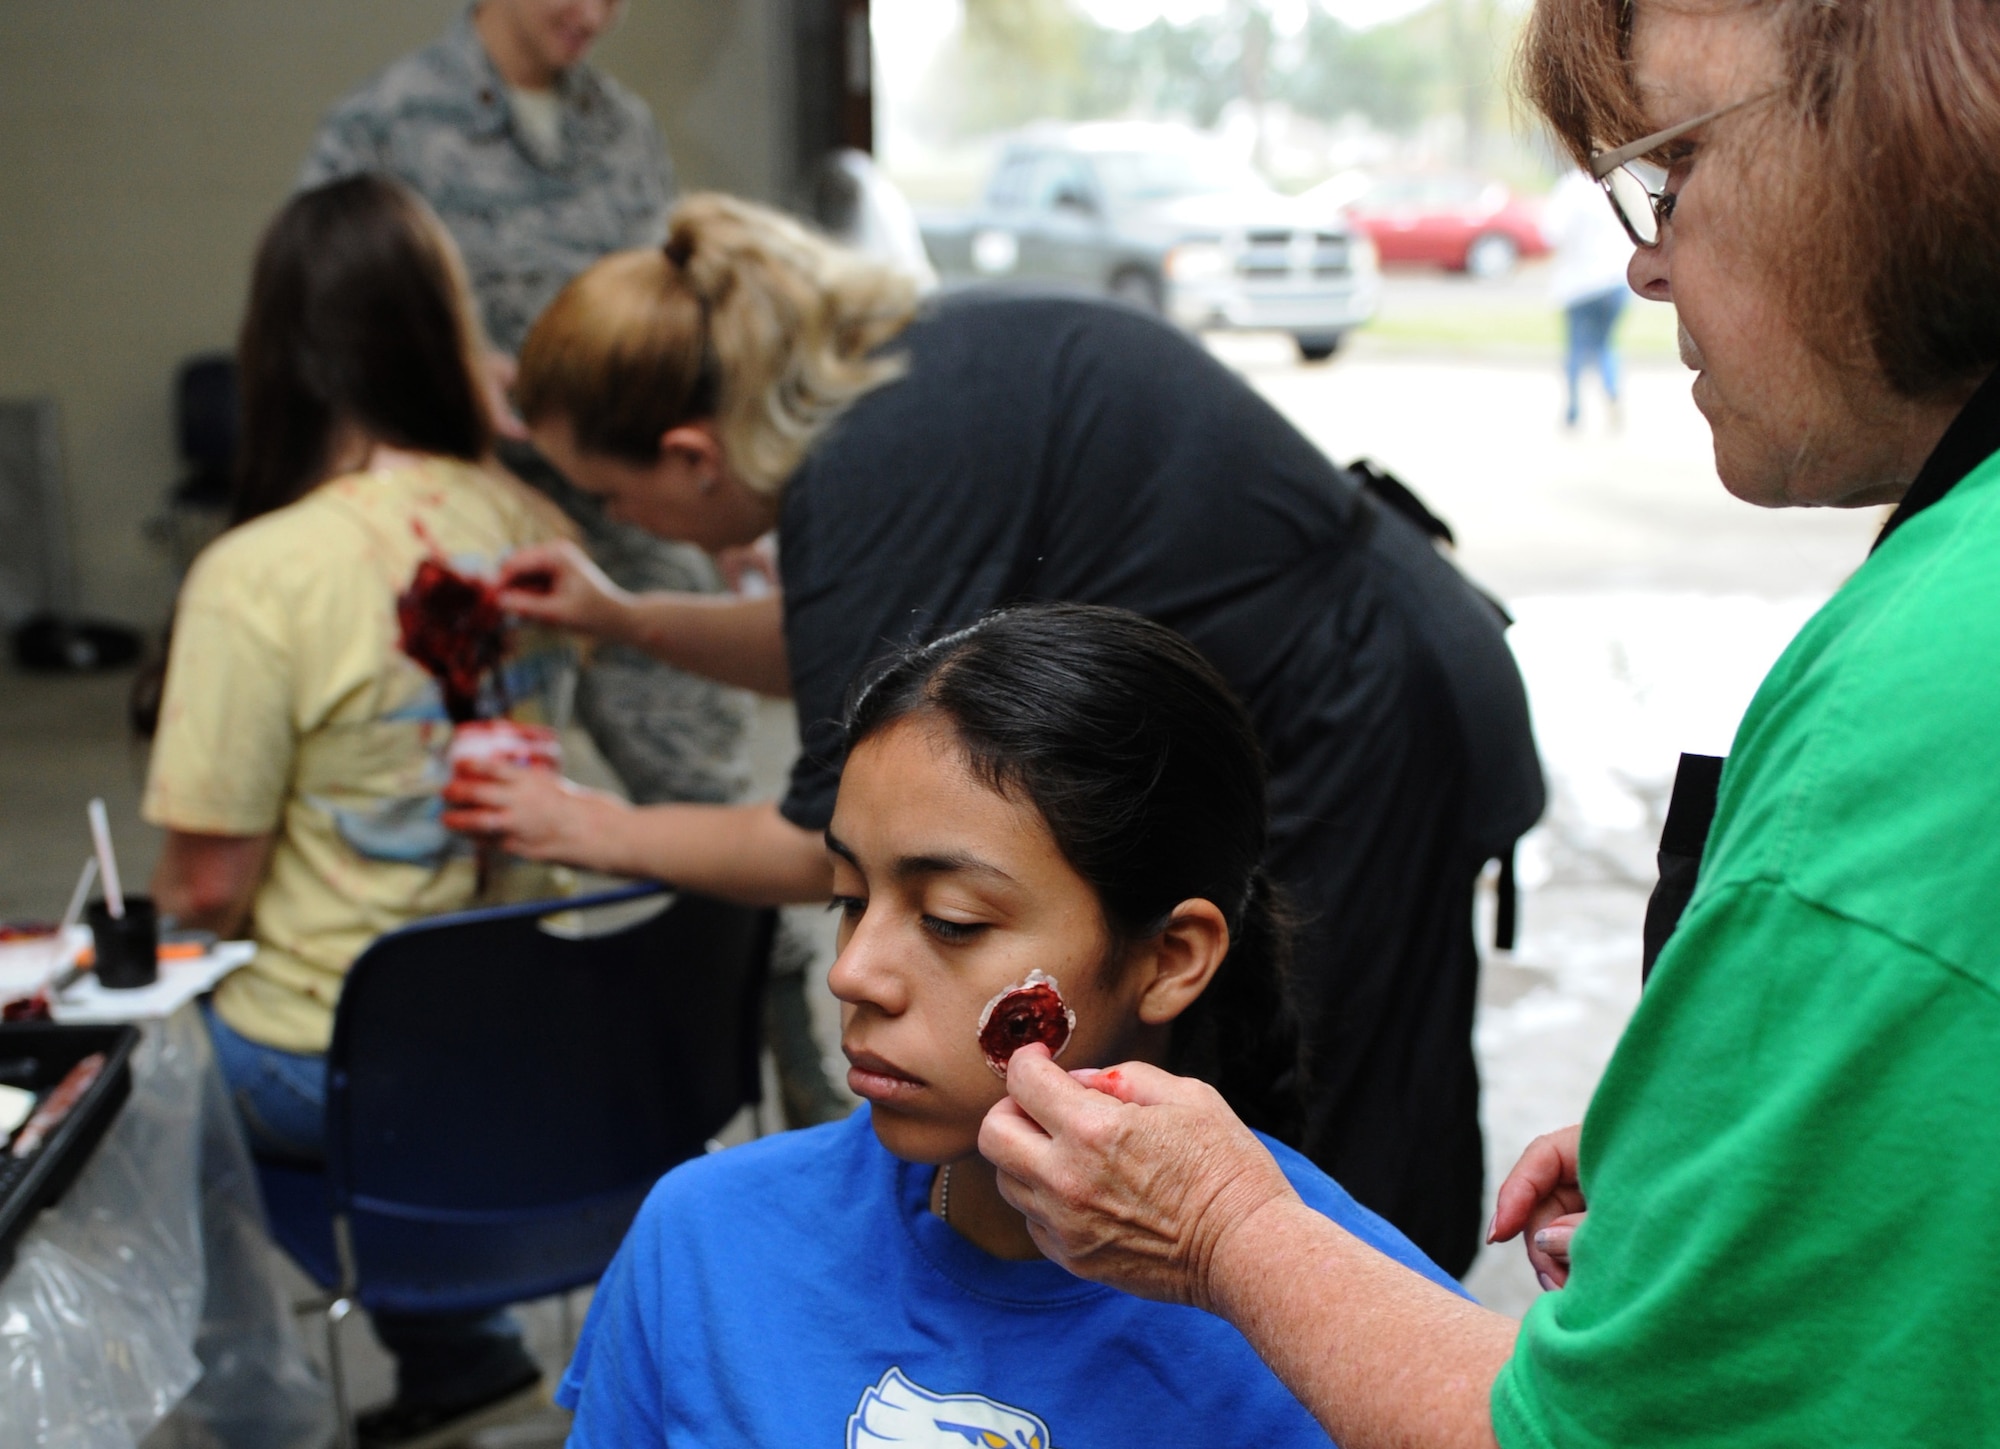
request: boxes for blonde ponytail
[518,192,919,494]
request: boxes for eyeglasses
[1588,89,1779,247]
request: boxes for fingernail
[1537,1271,1559,1293]
[1485,1211,1498,1244]
[1534,1226,1573,1255]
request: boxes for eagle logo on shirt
[847,1367,1055,1449]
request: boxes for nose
[825,909,911,1016]
[1627,235,1671,302]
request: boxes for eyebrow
[822,830,1018,886]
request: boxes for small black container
[0,1022,140,1278]
[87,897,158,990]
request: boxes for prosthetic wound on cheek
[977,970,1076,1078]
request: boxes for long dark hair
[233,174,491,524]
[846,604,1305,1143]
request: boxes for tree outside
[874,0,1551,204]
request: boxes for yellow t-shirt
[144,458,572,1053]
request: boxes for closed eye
[923,915,987,945]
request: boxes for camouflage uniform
[301,8,844,1124]
[298,6,672,359]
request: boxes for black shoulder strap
[1873,366,2000,552]
[1642,752,1726,983]
[1346,457,1454,546]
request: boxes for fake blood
[396,557,507,723]
[977,970,1076,1077]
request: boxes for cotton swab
[44,857,97,991]
[86,799,124,919]
[57,857,97,943]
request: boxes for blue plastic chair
[254,884,773,1445]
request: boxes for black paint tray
[0,1022,140,1280]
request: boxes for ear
[1133,898,1230,1027]
[658,421,722,471]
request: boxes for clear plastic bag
[0,1005,331,1448]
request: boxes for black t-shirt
[778,292,1539,857]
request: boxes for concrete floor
[3,275,1885,1441]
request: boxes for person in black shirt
[447,192,1544,1273]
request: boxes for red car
[1343,174,1548,278]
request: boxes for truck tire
[1294,331,1345,363]
[1464,232,1519,280]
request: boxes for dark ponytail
[845,603,1305,1143]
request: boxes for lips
[843,1044,926,1103]
[1677,320,1704,372]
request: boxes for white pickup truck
[920,121,1380,361]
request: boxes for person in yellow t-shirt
[144,174,569,1438]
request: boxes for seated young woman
[558,603,1461,1447]
[142,174,574,1438]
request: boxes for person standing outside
[1543,167,1633,431]
[299,0,845,1126]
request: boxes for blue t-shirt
[559,1106,1463,1447]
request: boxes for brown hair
[516,192,919,493]
[1520,0,2000,399]
[234,174,493,524]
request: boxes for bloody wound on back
[396,557,508,723]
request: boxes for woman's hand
[497,540,637,641]
[441,763,629,870]
[1489,1124,1586,1289]
[979,1045,1300,1312]
[991,1046,1517,1449]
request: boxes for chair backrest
[176,354,238,474]
[322,884,771,1314]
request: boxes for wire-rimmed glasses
[1588,89,1780,247]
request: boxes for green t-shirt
[1492,449,2000,1444]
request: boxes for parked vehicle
[921,123,1380,362]
[1335,173,1548,278]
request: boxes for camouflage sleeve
[296,97,389,192]
[650,110,677,207]
[618,87,676,245]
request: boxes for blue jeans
[1563,287,1626,424]
[205,1002,328,1161]
[204,1005,532,1407]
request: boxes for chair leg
[325,1295,358,1449]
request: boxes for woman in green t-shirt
[977,2,2000,1446]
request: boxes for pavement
[0,271,1887,1440]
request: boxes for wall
[0,0,796,629]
